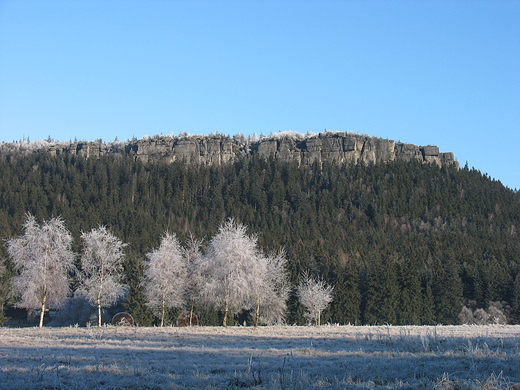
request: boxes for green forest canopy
[0,151,519,325]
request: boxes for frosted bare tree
[250,249,290,326]
[78,226,127,327]
[7,214,75,328]
[142,232,186,326]
[183,233,204,326]
[201,219,258,326]
[297,273,334,326]
[459,301,509,325]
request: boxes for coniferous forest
[1,150,519,326]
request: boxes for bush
[459,301,509,325]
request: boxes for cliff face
[0,132,457,168]
[251,134,456,167]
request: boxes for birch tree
[7,214,75,328]
[201,219,258,326]
[250,249,290,326]
[78,226,126,327]
[142,232,186,326]
[297,273,334,326]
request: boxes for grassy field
[1,325,519,389]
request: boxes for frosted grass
[1,325,519,389]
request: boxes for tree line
[4,215,332,327]
[0,151,519,325]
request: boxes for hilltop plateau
[0,131,457,168]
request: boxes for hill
[0,132,518,326]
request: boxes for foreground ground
[1,325,519,389]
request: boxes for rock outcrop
[0,132,458,168]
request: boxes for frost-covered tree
[7,215,76,328]
[78,226,127,327]
[142,232,186,326]
[486,301,508,324]
[251,249,290,326]
[201,219,258,326]
[458,305,475,324]
[458,301,509,325]
[297,273,334,326]
[183,234,204,326]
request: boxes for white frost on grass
[1,325,519,389]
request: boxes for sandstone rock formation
[0,132,458,168]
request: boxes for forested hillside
[1,151,519,325]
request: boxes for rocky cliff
[0,132,457,168]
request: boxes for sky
[1,1,519,190]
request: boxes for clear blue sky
[1,1,519,190]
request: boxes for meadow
[1,325,519,389]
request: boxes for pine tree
[183,234,204,326]
[0,257,14,326]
